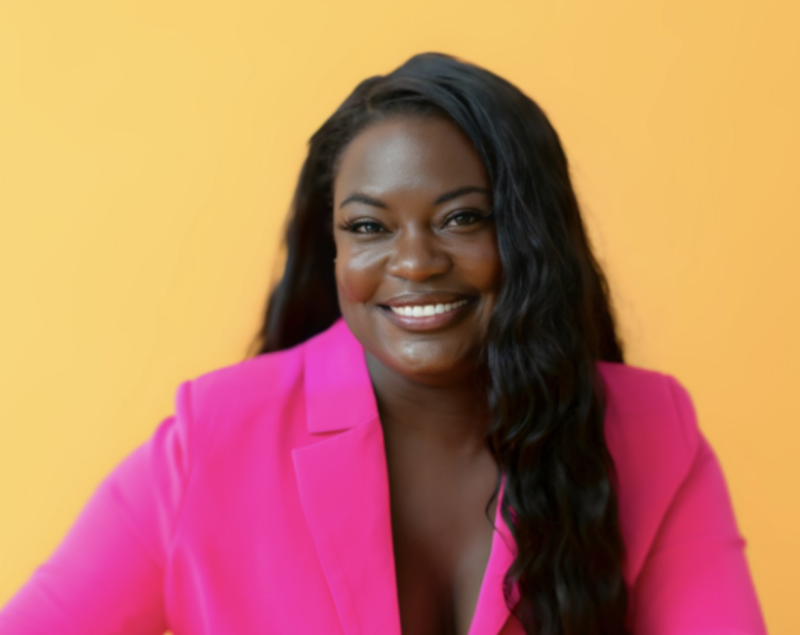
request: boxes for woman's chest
[385,442,500,635]
[391,512,495,635]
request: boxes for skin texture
[333,115,502,635]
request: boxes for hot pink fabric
[0,319,766,634]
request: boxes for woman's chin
[342,306,487,385]
[376,342,482,386]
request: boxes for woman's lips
[378,298,474,331]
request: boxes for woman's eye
[445,211,484,227]
[351,220,384,234]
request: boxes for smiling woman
[0,53,766,635]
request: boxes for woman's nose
[386,229,451,282]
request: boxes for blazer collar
[302,318,378,434]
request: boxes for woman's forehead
[333,116,489,203]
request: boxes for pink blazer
[0,319,766,635]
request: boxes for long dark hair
[249,53,628,635]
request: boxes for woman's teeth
[389,299,469,317]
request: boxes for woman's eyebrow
[433,186,491,205]
[339,186,490,210]
[339,193,388,209]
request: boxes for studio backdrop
[0,1,797,633]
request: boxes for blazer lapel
[466,481,517,635]
[293,320,402,635]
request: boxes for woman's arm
[0,383,193,635]
[630,378,767,635]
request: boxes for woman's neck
[365,352,491,454]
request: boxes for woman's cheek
[456,235,502,292]
[335,246,383,304]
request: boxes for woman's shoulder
[162,340,310,452]
[185,320,356,407]
[598,362,707,579]
[188,343,306,409]
[172,321,359,435]
[598,362,697,442]
[598,361,700,461]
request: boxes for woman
[0,53,765,635]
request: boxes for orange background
[1,1,797,632]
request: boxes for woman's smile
[379,295,475,331]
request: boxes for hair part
[249,52,628,635]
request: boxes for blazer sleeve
[630,376,767,635]
[0,381,194,635]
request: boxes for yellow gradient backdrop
[1,1,797,632]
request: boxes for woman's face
[332,115,502,385]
